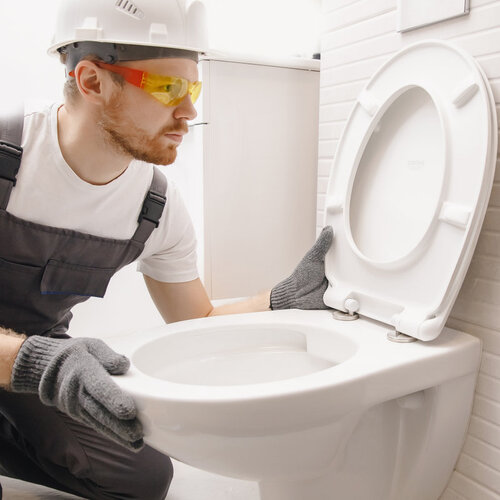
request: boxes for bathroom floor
[1,460,259,499]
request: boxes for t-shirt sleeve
[137,180,199,283]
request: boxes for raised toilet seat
[324,40,497,341]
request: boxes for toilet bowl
[113,309,481,500]
[111,40,497,500]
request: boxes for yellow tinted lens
[190,81,202,104]
[143,74,183,105]
[143,73,201,106]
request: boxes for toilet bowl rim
[110,310,480,404]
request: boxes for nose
[173,93,198,121]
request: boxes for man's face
[98,58,199,165]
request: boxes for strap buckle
[0,141,23,185]
[138,191,166,227]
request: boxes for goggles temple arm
[68,62,145,89]
[94,62,145,88]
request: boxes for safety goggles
[70,62,202,107]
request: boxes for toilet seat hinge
[332,298,360,321]
[332,309,359,321]
[387,329,418,343]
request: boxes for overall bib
[0,107,174,499]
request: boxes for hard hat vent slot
[115,0,144,20]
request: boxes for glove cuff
[10,336,63,393]
[270,275,297,310]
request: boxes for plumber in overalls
[0,1,333,498]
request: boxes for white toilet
[111,40,497,500]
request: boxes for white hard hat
[48,0,208,70]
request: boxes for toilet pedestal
[258,372,477,500]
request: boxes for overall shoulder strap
[132,166,168,244]
[0,103,24,210]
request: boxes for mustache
[159,122,189,135]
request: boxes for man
[0,0,332,498]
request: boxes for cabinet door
[203,59,319,299]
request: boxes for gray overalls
[0,107,173,500]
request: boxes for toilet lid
[323,40,497,341]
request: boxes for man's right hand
[270,226,334,310]
[10,336,144,451]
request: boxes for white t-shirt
[6,102,199,283]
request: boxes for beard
[98,91,188,166]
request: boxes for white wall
[0,1,64,103]
[203,0,321,58]
[318,1,500,498]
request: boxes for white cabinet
[171,54,320,299]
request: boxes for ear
[73,60,114,105]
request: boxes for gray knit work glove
[10,336,144,451]
[270,226,333,310]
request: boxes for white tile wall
[318,0,500,498]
